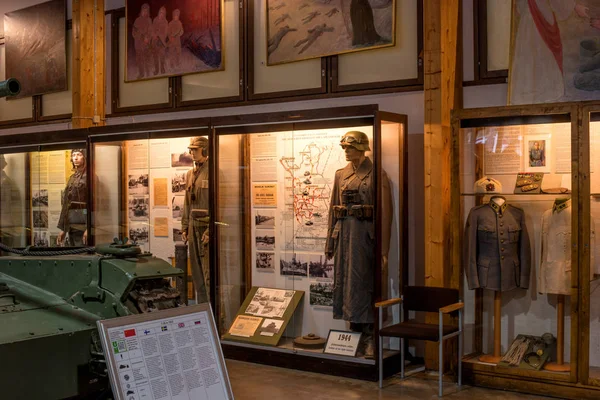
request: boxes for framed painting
[125,0,224,82]
[509,0,600,105]
[266,0,396,65]
[4,0,67,99]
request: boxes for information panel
[97,304,234,400]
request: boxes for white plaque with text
[97,304,233,400]
[323,330,362,357]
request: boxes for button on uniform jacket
[464,198,532,292]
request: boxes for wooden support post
[545,294,570,372]
[72,0,105,128]
[423,0,462,369]
[480,291,502,364]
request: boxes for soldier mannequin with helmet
[182,137,211,303]
[325,131,392,358]
[57,149,88,246]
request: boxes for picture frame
[523,134,551,173]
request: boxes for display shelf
[461,192,571,197]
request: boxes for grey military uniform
[182,160,210,303]
[325,157,377,323]
[58,169,87,246]
[464,197,531,292]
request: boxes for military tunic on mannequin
[182,137,211,303]
[325,131,392,325]
[0,154,21,249]
[58,149,88,246]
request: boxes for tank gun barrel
[0,78,21,98]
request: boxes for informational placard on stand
[323,330,362,357]
[97,304,234,400]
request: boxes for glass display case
[88,122,211,301]
[212,106,408,379]
[452,104,600,398]
[0,141,90,253]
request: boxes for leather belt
[333,205,374,220]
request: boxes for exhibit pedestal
[479,291,502,364]
[544,294,570,373]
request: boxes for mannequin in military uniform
[57,149,88,246]
[325,131,392,358]
[0,154,21,251]
[181,137,211,303]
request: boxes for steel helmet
[340,131,370,151]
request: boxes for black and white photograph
[256,252,275,270]
[129,224,149,243]
[172,170,187,193]
[255,229,276,251]
[128,196,149,220]
[171,151,193,167]
[308,254,334,278]
[255,209,275,227]
[259,318,284,336]
[280,252,308,277]
[33,210,48,228]
[310,282,334,306]
[245,287,295,319]
[172,228,183,242]
[128,173,149,195]
[32,189,49,207]
[33,230,49,247]
[172,195,185,220]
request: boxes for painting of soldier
[266,0,395,65]
[4,0,67,98]
[126,0,223,82]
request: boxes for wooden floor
[227,360,558,399]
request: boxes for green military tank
[0,240,185,399]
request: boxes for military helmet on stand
[340,131,370,152]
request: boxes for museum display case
[212,106,408,379]
[87,121,211,301]
[452,103,600,399]
[0,141,90,251]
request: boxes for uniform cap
[474,176,502,194]
[141,3,150,11]
[340,131,370,151]
[71,148,86,158]
[188,136,208,149]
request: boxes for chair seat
[380,320,458,342]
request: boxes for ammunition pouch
[341,189,360,205]
[333,205,374,221]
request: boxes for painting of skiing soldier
[266,0,395,65]
[4,0,67,98]
[509,0,600,104]
[126,0,223,82]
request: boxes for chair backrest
[402,286,459,313]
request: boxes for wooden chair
[376,286,464,397]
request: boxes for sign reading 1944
[323,329,362,357]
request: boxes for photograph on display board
[129,224,149,243]
[171,151,193,167]
[524,134,552,173]
[32,189,49,207]
[33,210,49,229]
[128,173,149,195]
[4,0,67,98]
[280,252,308,277]
[171,170,187,193]
[309,281,333,306]
[308,254,333,278]
[256,252,275,270]
[266,0,395,65]
[34,231,49,247]
[172,195,184,220]
[509,1,600,104]
[255,230,276,251]
[126,0,223,82]
[259,318,284,336]
[255,209,275,227]
[128,196,150,220]
[172,228,183,242]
